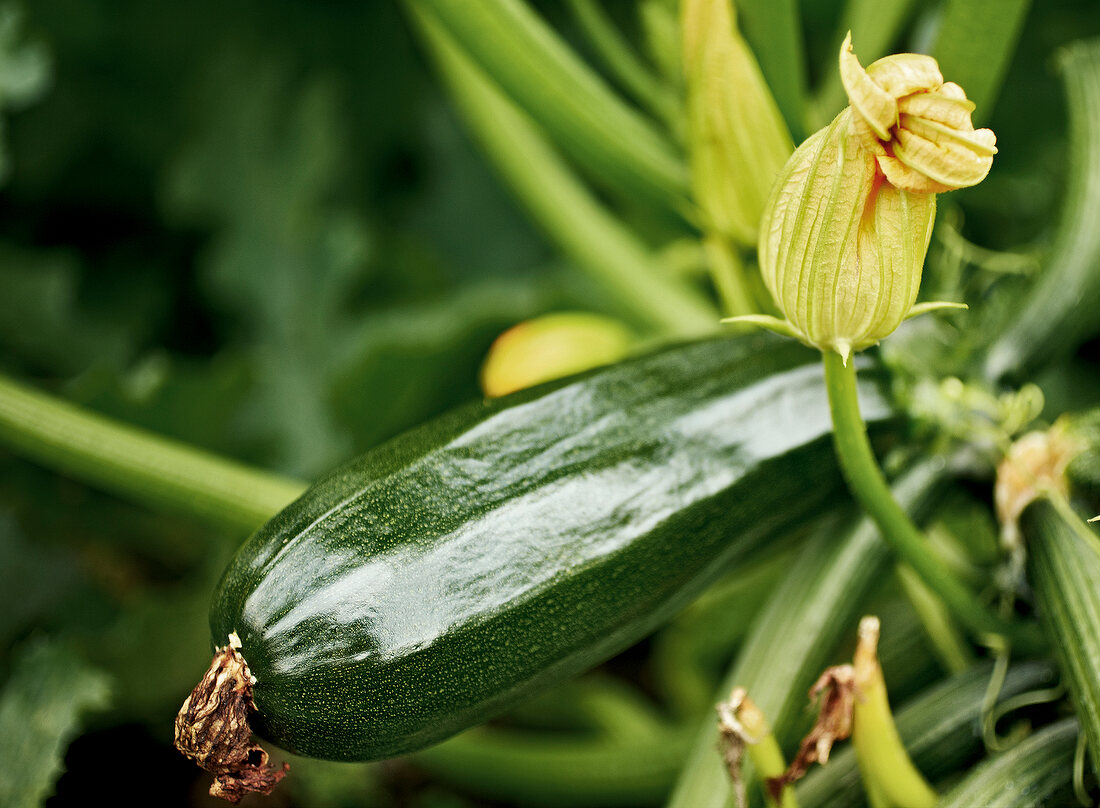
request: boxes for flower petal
[865,53,943,99]
[892,127,995,188]
[839,32,897,140]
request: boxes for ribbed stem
[414,724,694,806]
[0,373,305,533]
[408,1,719,338]
[1023,497,1100,778]
[896,564,974,674]
[938,718,1079,808]
[822,351,1042,652]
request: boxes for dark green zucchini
[178,334,895,793]
[1022,496,1100,777]
[937,718,1079,808]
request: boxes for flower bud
[682,0,792,245]
[755,106,938,361]
[729,35,989,360]
[479,312,634,398]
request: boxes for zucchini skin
[1022,497,1100,776]
[209,335,894,761]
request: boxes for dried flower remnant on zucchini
[765,618,936,807]
[995,422,1083,552]
[716,688,795,808]
[174,634,288,803]
[765,665,856,798]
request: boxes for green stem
[732,696,799,808]
[0,374,305,533]
[412,0,690,208]
[409,2,719,338]
[702,234,759,318]
[565,0,678,126]
[895,564,974,675]
[414,724,694,807]
[851,617,938,808]
[821,351,1042,652]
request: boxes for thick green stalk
[413,724,694,807]
[734,0,807,140]
[412,0,690,209]
[0,373,304,533]
[895,564,974,675]
[822,351,1041,651]
[703,235,758,318]
[409,3,719,338]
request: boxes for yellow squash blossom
[730,34,996,362]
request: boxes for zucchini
[1022,497,1100,776]
[177,335,895,795]
[937,718,1079,808]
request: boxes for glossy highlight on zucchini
[196,335,894,765]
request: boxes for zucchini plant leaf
[0,511,79,652]
[162,50,371,476]
[0,638,111,808]
[160,45,579,475]
[0,245,135,376]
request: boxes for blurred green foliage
[0,637,110,808]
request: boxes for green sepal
[904,301,969,320]
[720,314,800,339]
